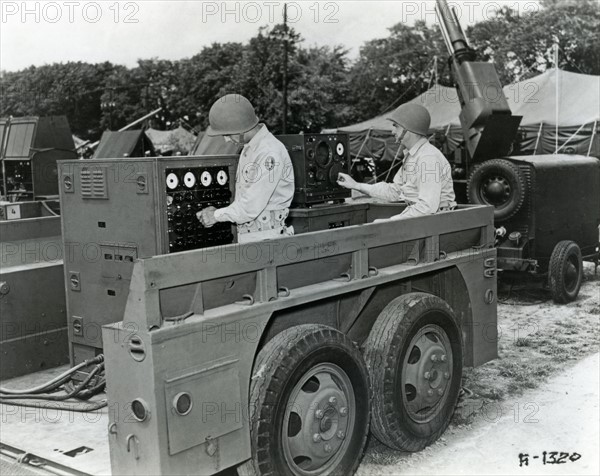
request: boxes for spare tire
[467,159,526,221]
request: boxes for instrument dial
[217,170,228,186]
[166,173,179,190]
[200,171,212,187]
[336,142,345,156]
[183,172,196,188]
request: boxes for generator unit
[468,155,600,301]
[0,116,77,201]
[58,155,238,365]
[276,134,351,206]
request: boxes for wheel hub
[401,324,453,423]
[564,259,579,290]
[482,176,511,206]
[282,364,354,475]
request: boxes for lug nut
[431,355,438,362]
[444,372,450,379]
[339,407,348,416]
[329,396,337,406]
[313,433,322,443]
[315,409,324,419]
[424,371,431,380]
[337,431,345,439]
[324,444,332,453]
[441,355,447,362]
[427,389,433,396]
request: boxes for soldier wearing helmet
[197,94,295,242]
[338,103,456,218]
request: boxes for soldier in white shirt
[197,94,295,242]
[338,104,456,219]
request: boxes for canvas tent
[93,130,155,159]
[145,126,196,154]
[333,69,599,163]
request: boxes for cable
[41,200,59,216]
[0,356,103,395]
[0,364,104,401]
[1,400,108,413]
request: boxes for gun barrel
[435,0,471,60]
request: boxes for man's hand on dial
[197,206,217,227]
[337,172,358,190]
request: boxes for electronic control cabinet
[58,155,238,365]
[276,134,351,206]
[1,116,77,200]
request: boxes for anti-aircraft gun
[435,0,600,303]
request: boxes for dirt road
[359,262,600,475]
[358,353,599,475]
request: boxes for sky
[1,0,543,72]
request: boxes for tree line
[1,0,597,141]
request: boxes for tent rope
[554,122,588,154]
[350,128,373,171]
[587,121,597,157]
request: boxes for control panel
[276,134,351,206]
[165,166,233,252]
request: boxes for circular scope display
[166,173,179,190]
[217,170,228,186]
[315,142,332,167]
[200,171,212,187]
[183,172,196,188]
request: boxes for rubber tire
[548,240,583,304]
[364,292,463,452]
[467,159,526,222]
[237,324,370,476]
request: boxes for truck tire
[363,292,462,452]
[467,159,526,221]
[548,240,583,303]
[238,324,370,476]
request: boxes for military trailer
[101,202,498,475]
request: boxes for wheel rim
[400,323,453,423]
[282,363,355,476]
[481,175,512,207]
[564,255,580,292]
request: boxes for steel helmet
[387,103,431,136]
[207,94,259,136]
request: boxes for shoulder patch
[264,156,275,171]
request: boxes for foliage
[467,0,600,84]
[0,1,597,139]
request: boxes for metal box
[496,155,600,270]
[288,202,368,233]
[0,116,77,200]
[276,134,351,206]
[0,215,67,379]
[58,155,238,365]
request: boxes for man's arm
[337,172,405,202]
[214,154,284,224]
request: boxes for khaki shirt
[214,124,294,225]
[360,138,456,218]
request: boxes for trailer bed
[0,367,110,476]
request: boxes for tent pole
[533,123,543,154]
[350,128,372,172]
[587,121,597,157]
[554,122,586,154]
